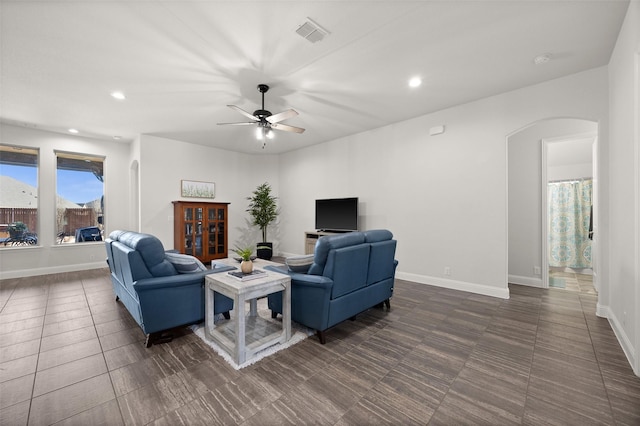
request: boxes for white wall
[0,124,131,278]
[278,67,609,300]
[607,0,639,375]
[508,120,596,287]
[547,162,593,182]
[137,134,280,252]
[547,136,594,181]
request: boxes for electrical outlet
[444,266,451,276]
[534,266,541,275]
[623,311,627,326]
[89,254,95,261]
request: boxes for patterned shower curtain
[548,179,592,268]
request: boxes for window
[0,145,39,247]
[56,151,105,244]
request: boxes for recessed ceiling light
[111,91,126,100]
[533,53,553,65]
[68,128,79,134]
[408,77,422,88]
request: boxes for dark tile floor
[1,268,639,425]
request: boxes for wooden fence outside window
[0,207,100,238]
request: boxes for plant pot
[256,242,273,260]
[240,260,253,274]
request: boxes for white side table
[204,263,291,365]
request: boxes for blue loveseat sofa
[105,230,235,347]
[266,229,398,344]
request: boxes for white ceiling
[0,1,629,154]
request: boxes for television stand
[304,231,338,254]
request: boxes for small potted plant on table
[233,247,255,274]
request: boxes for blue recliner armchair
[266,229,398,344]
[105,230,235,347]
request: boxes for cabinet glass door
[205,207,226,257]
[194,207,203,257]
[184,208,194,255]
[208,223,217,256]
[217,222,225,254]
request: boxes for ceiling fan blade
[266,109,298,124]
[227,105,258,121]
[271,123,305,134]
[217,122,256,126]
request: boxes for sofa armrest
[291,273,333,289]
[263,264,289,275]
[264,265,333,291]
[132,263,236,292]
[133,272,208,292]
[290,275,333,332]
[266,271,334,331]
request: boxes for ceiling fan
[218,84,305,147]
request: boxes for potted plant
[233,247,255,274]
[8,221,27,238]
[246,182,278,260]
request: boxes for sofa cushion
[363,229,393,243]
[367,240,397,285]
[324,244,370,298]
[308,232,366,275]
[110,231,177,277]
[285,254,314,273]
[165,252,207,274]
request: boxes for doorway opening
[542,133,597,294]
[507,117,599,298]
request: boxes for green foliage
[8,221,27,237]
[246,182,278,242]
[233,246,253,261]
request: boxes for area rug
[549,276,566,288]
[191,298,313,370]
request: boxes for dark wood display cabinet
[172,201,229,264]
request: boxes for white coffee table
[204,258,291,365]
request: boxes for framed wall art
[181,180,215,199]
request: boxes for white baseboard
[508,274,544,288]
[601,305,639,376]
[0,261,107,280]
[396,271,510,299]
[596,302,608,318]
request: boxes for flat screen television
[315,197,359,232]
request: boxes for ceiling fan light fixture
[219,83,305,146]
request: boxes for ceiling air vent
[295,18,329,43]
